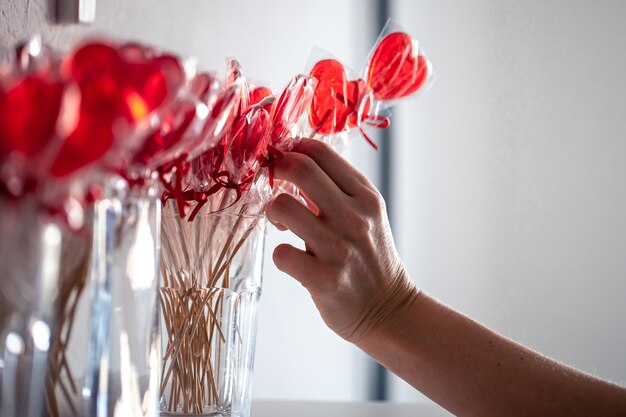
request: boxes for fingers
[272,243,321,289]
[268,218,288,231]
[266,194,328,255]
[291,139,372,196]
[272,152,347,215]
[272,179,320,216]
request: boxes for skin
[266,138,626,417]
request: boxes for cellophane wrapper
[159,185,266,417]
[305,20,433,149]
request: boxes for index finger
[291,139,373,196]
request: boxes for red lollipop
[367,32,430,100]
[250,86,273,106]
[270,74,315,146]
[190,72,217,102]
[308,31,431,146]
[119,43,185,119]
[309,59,366,135]
[51,43,126,176]
[196,78,242,155]
[227,105,271,181]
[51,41,185,177]
[133,72,218,168]
[0,75,64,160]
[133,101,197,167]
[50,102,118,177]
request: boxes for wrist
[347,267,421,345]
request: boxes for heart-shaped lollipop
[250,86,273,106]
[226,59,250,120]
[270,74,314,146]
[119,43,185,120]
[198,82,240,152]
[0,75,63,160]
[367,32,430,100]
[51,43,128,176]
[133,72,218,168]
[51,107,117,177]
[309,31,430,143]
[51,41,185,177]
[227,105,271,176]
[309,59,370,135]
[133,101,197,167]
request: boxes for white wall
[391,0,626,401]
[0,0,380,402]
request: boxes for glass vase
[0,198,92,417]
[84,181,161,417]
[159,201,265,417]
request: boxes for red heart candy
[64,42,124,88]
[367,32,430,100]
[68,42,183,121]
[130,61,198,168]
[0,75,63,160]
[64,43,126,127]
[51,43,126,177]
[250,86,273,106]
[51,109,115,177]
[133,101,196,167]
[121,52,185,120]
[228,106,271,174]
[52,42,186,176]
[271,75,313,145]
[309,59,364,135]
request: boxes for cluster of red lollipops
[0,27,432,225]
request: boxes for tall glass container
[159,202,265,417]
[0,199,91,417]
[85,180,161,417]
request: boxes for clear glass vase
[0,199,92,417]
[1,183,162,417]
[84,182,162,417]
[160,201,265,417]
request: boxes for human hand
[266,139,419,344]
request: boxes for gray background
[391,0,626,401]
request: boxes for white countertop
[251,400,454,417]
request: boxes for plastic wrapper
[159,59,266,221]
[257,74,317,207]
[131,68,242,175]
[306,20,433,149]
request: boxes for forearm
[267,141,626,415]
[358,290,626,417]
